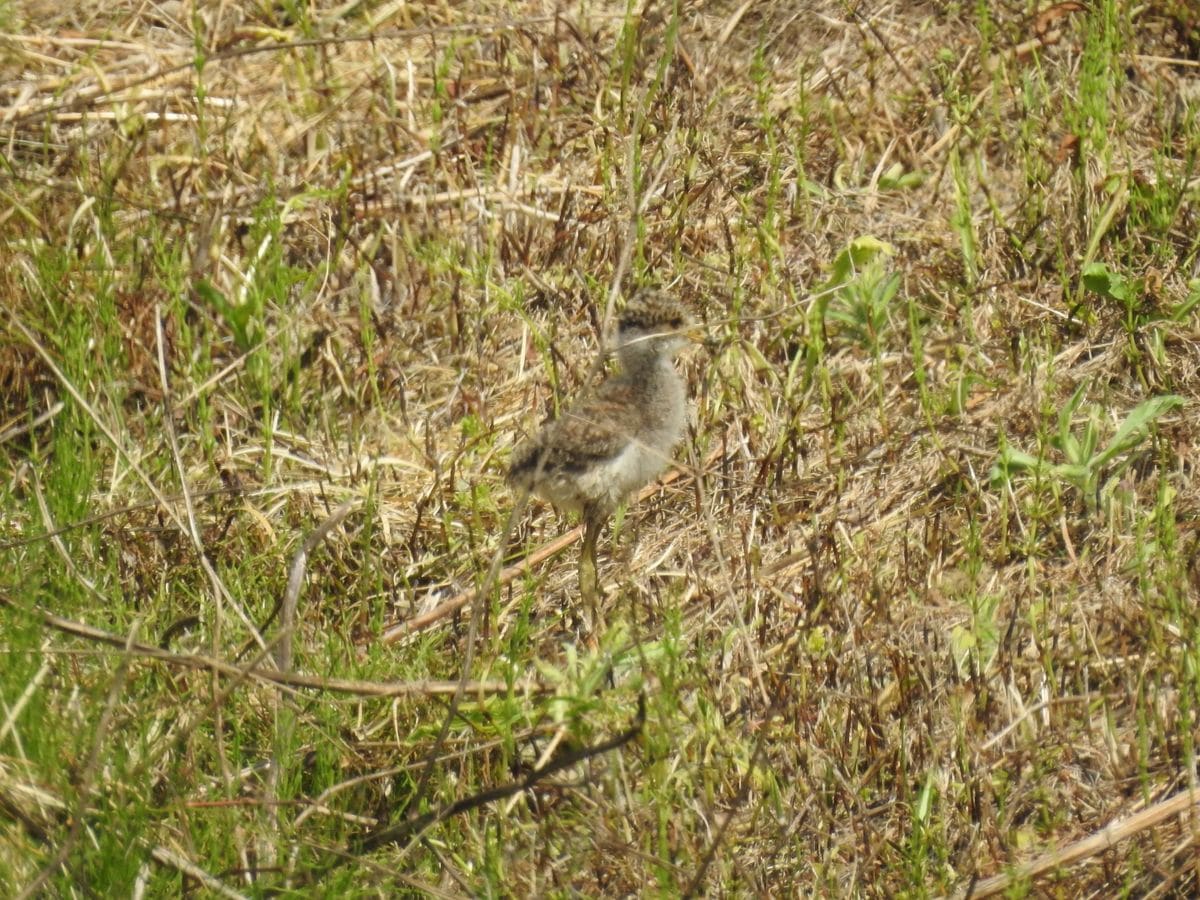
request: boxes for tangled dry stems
[2,0,1200,895]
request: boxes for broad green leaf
[989,447,1041,486]
[1093,394,1184,468]
[1169,279,1200,322]
[1056,382,1089,448]
[1082,261,1135,303]
[824,236,896,289]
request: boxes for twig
[965,787,1200,898]
[0,595,541,697]
[381,522,582,643]
[268,496,358,876]
[154,303,245,833]
[17,614,143,899]
[276,499,358,674]
[354,696,646,853]
[0,653,51,745]
[380,446,723,643]
[30,469,100,597]
[0,400,62,445]
[150,845,249,900]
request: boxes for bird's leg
[579,515,602,635]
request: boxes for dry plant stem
[965,787,1200,898]
[0,399,62,444]
[402,491,530,836]
[16,615,143,900]
[0,654,51,746]
[275,498,359,674]
[149,846,248,900]
[267,497,358,874]
[6,17,565,124]
[381,446,723,643]
[381,522,582,642]
[154,307,237,815]
[31,470,100,597]
[1,304,265,651]
[0,595,535,696]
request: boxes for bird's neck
[617,346,675,375]
[620,350,686,419]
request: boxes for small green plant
[877,161,925,191]
[1084,263,1200,328]
[990,385,1183,504]
[1068,0,1124,165]
[193,278,260,353]
[949,148,979,291]
[950,590,1001,679]
[1083,259,1145,338]
[816,235,901,358]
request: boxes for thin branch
[0,400,63,445]
[0,596,542,697]
[267,496,358,874]
[2,303,266,652]
[275,499,358,674]
[354,695,646,853]
[965,787,1200,898]
[380,445,724,643]
[17,614,143,899]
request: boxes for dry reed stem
[0,596,537,697]
[966,787,1200,898]
[381,445,724,643]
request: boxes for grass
[2,0,1200,895]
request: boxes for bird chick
[508,289,698,623]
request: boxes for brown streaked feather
[508,391,635,482]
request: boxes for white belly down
[533,439,675,518]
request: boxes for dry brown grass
[3,0,1200,895]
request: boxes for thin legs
[579,515,602,631]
